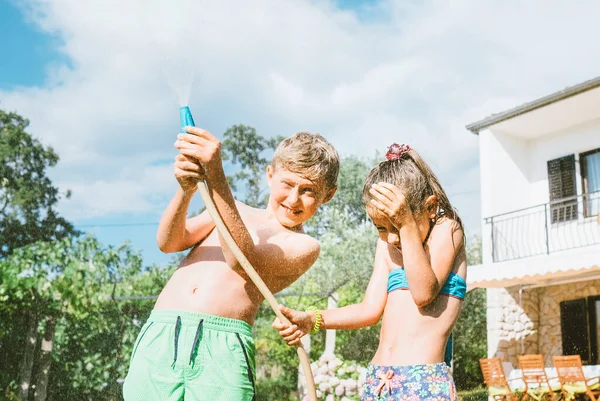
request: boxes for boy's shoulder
[235,201,319,248]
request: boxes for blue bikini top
[387,268,466,300]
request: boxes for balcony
[486,191,600,262]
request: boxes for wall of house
[480,119,600,263]
[487,280,600,368]
[479,129,530,264]
[529,118,600,205]
[479,128,530,219]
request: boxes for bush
[256,377,296,401]
[458,386,489,401]
[453,288,487,390]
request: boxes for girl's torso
[372,229,467,366]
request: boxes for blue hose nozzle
[180,106,195,133]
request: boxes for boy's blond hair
[272,132,339,191]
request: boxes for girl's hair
[362,145,463,231]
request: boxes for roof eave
[465,75,600,135]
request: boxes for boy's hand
[174,127,223,179]
[272,305,315,346]
[174,153,204,193]
[368,182,414,228]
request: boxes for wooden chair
[480,357,522,400]
[553,355,600,401]
[517,354,560,401]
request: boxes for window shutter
[547,155,578,222]
[560,298,591,363]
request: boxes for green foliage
[0,109,77,257]
[457,386,489,401]
[466,235,482,267]
[0,235,173,401]
[335,280,380,365]
[253,300,304,401]
[295,219,376,300]
[255,377,297,401]
[453,288,487,390]
[453,236,486,390]
[306,155,375,238]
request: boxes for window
[580,148,600,218]
[589,296,600,364]
[547,155,578,223]
[560,298,591,363]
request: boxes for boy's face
[267,166,335,229]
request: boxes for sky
[1,0,600,267]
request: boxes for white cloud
[2,0,600,237]
[59,164,175,220]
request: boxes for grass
[458,387,489,401]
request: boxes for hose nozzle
[180,106,195,132]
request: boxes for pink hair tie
[385,143,411,161]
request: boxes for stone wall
[537,279,600,365]
[486,279,600,367]
[486,287,539,368]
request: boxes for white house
[466,76,600,368]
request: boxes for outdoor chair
[517,354,561,400]
[553,355,600,401]
[480,357,522,400]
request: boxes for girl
[273,143,467,400]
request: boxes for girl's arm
[400,218,464,307]
[274,239,390,345]
[368,182,464,308]
[321,239,389,329]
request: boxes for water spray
[179,106,317,401]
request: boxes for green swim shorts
[123,310,256,401]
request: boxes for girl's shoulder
[431,216,465,249]
[435,215,464,233]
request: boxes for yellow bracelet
[306,306,322,334]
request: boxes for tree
[0,109,77,257]
[453,236,487,390]
[305,155,375,238]
[0,234,172,401]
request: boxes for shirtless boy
[123,128,339,401]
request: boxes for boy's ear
[266,165,274,187]
[322,186,338,204]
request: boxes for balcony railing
[485,191,600,262]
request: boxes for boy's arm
[400,219,464,307]
[251,233,321,293]
[274,239,390,343]
[175,127,264,268]
[157,150,217,253]
[156,188,216,253]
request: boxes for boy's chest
[202,220,285,247]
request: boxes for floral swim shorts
[362,362,458,400]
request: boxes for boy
[123,127,339,401]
